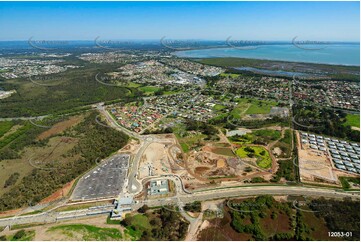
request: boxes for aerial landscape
[0,0,360,241]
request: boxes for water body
[175,44,360,66]
[233,67,311,77]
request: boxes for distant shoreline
[174,45,360,67]
[188,55,361,68]
[192,57,359,81]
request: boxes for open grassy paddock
[236,145,272,169]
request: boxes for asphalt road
[0,183,359,228]
[135,185,359,209]
[2,102,356,229]
[127,139,151,194]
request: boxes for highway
[2,102,357,230]
[0,205,114,228]
[135,185,359,209]
[0,184,358,228]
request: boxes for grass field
[344,114,360,128]
[230,100,251,118]
[211,147,235,157]
[213,104,227,111]
[0,121,14,137]
[122,214,151,240]
[139,86,161,94]
[236,146,272,169]
[177,133,206,153]
[253,129,282,140]
[173,124,206,153]
[0,135,79,196]
[219,73,240,78]
[229,129,281,145]
[163,90,181,95]
[47,224,123,241]
[126,82,141,88]
[127,214,151,230]
[243,99,277,114]
[230,98,277,119]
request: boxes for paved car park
[71,154,130,201]
[301,132,360,174]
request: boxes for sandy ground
[296,132,337,183]
[139,142,170,178]
[272,147,282,156]
[138,136,178,179]
[351,126,360,131]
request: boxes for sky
[0,1,359,41]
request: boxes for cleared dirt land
[296,132,338,184]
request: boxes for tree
[271,211,278,220]
[138,205,149,213]
[244,166,252,172]
[244,147,255,153]
[13,230,26,240]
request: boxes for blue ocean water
[175,44,360,66]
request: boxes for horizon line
[0,39,359,43]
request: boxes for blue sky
[0,1,359,41]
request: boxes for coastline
[174,45,360,67]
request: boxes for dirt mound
[195,166,210,175]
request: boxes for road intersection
[0,103,359,230]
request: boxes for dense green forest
[310,198,360,240]
[227,195,360,241]
[0,64,142,118]
[293,105,359,142]
[122,207,189,241]
[0,111,128,211]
